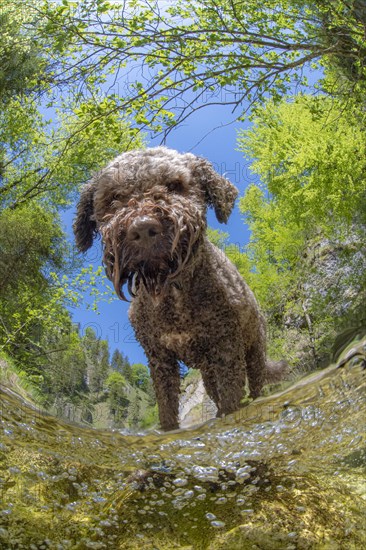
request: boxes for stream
[0,338,365,549]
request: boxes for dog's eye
[166,180,184,194]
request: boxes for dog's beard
[101,204,204,301]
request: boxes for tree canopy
[0,1,143,211]
[237,94,366,368]
[238,95,366,231]
[28,0,366,137]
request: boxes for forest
[0,0,365,430]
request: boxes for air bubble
[173,477,188,487]
[240,509,254,515]
[211,520,225,528]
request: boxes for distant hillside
[0,352,158,432]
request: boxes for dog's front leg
[149,352,181,431]
[199,353,247,418]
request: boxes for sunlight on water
[0,339,365,549]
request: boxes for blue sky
[61,94,258,365]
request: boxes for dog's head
[73,147,238,300]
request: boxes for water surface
[0,339,365,549]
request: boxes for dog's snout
[127,216,162,245]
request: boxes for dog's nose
[127,216,162,245]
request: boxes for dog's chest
[132,286,205,356]
[157,288,193,351]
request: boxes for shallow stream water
[0,339,365,549]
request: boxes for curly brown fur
[74,147,282,431]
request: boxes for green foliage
[0,203,111,377]
[0,1,143,210]
[82,328,110,394]
[0,0,46,97]
[111,348,133,383]
[53,96,142,201]
[139,404,158,430]
[0,1,142,405]
[106,371,130,424]
[40,325,88,399]
[0,203,71,364]
[30,0,366,136]
[238,95,366,231]
[237,94,366,369]
[0,203,65,293]
[106,371,127,388]
[0,351,45,405]
[0,95,142,210]
[128,396,141,429]
[130,363,151,393]
[105,365,157,429]
[238,184,305,311]
[225,244,252,281]
[311,0,366,99]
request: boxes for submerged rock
[0,338,365,549]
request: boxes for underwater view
[0,337,365,549]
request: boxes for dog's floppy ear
[194,158,238,223]
[73,181,97,252]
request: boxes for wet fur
[74,147,274,431]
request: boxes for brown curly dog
[74,147,283,431]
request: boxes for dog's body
[74,147,273,431]
[129,237,267,430]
